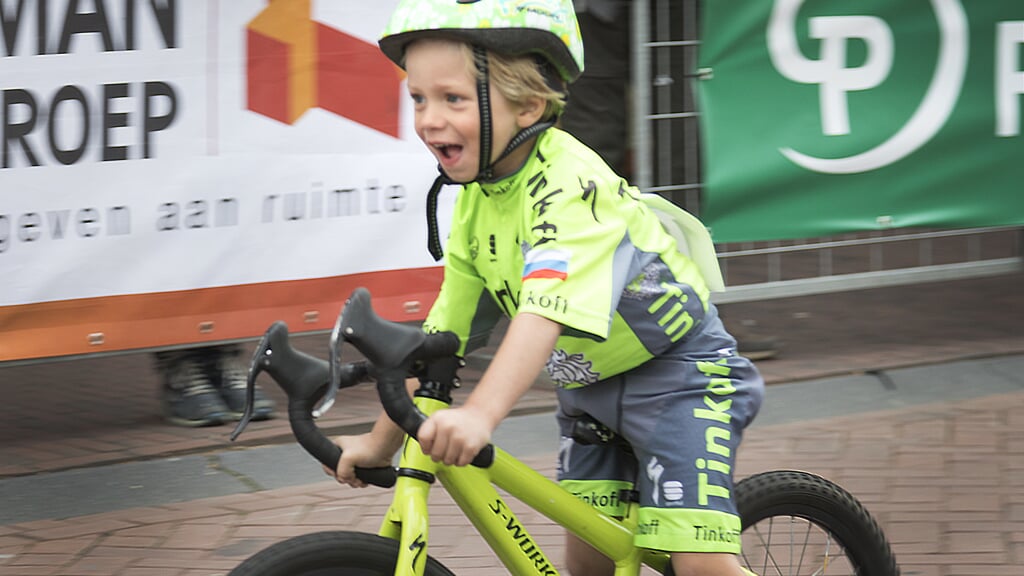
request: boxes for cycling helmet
[380,0,584,261]
[379,0,584,84]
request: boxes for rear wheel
[735,470,900,576]
[228,531,456,576]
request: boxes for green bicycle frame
[376,395,672,576]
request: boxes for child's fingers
[418,418,436,454]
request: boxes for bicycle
[228,287,900,575]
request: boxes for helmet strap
[426,170,454,262]
[424,117,555,262]
[473,46,493,180]
[483,118,555,181]
[423,47,558,261]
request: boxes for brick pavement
[0,272,1022,574]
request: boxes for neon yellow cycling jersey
[425,128,713,388]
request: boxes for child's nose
[418,103,441,128]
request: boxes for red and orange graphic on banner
[246,0,405,136]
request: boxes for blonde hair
[479,47,567,121]
[403,37,567,120]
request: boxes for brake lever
[229,326,275,441]
[313,307,347,418]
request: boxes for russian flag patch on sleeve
[522,248,570,281]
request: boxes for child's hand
[326,433,395,488]
[418,406,494,467]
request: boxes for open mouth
[433,143,464,168]
[435,144,462,159]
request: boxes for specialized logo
[767,0,968,173]
[408,534,426,570]
[557,436,574,476]
[646,457,664,505]
[246,0,405,136]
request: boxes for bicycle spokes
[742,515,855,576]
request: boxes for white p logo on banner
[767,0,968,174]
[996,21,1024,137]
[771,14,893,136]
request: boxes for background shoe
[158,351,231,427]
[737,335,780,361]
[729,324,781,361]
[204,347,276,421]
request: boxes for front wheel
[228,531,456,576]
[736,470,900,576]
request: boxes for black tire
[735,470,900,576]
[228,531,456,576]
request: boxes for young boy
[331,1,764,574]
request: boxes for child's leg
[565,537,756,576]
[555,405,635,576]
[564,531,614,576]
[595,354,762,568]
[670,552,754,576]
[554,352,764,575]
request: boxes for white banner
[0,0,454,360]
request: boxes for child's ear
[517,96,547,128]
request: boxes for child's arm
[418,312,561,466]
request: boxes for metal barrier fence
[629,0,1023,304]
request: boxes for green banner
[697,0,1024,243]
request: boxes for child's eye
[410,93,425,105]
[446,94,463,104]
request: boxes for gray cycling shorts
[554,348,763,553]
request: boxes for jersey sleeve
[423,195,502,357]
[516,173,634,341]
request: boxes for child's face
[405,39,531,182]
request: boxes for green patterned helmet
[379,0,584,83]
